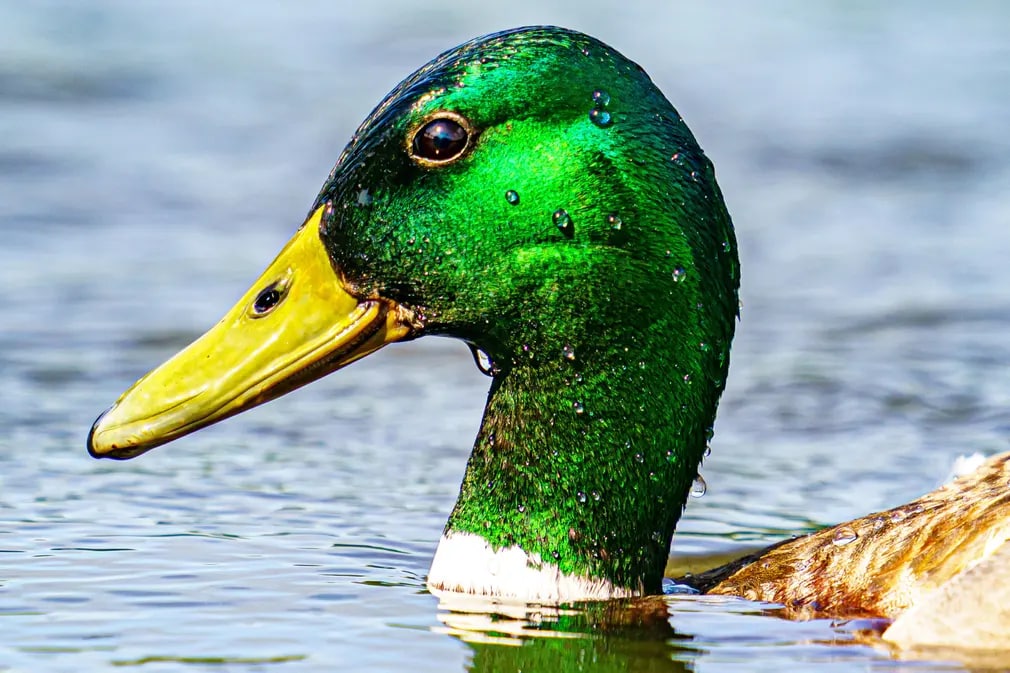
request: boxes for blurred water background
[1,1,1009,671]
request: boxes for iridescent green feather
[315,27,739,592]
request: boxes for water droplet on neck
[672,266,687,282]
[606,213,622,230]
[505,189,520,205]
[553,209,574,238]
[573,401,585,414]
[832,527,858,546]
[592,89,611,106]
[589,109,612,127]
[562,344,576,360]
[468,344,498,377]
[690,475,707,498]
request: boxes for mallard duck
[86,26,1009,652]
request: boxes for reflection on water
[438,594,886,673]
[2,0,1009,671]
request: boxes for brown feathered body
[691,452,1010,620]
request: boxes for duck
[86,26,1010,653]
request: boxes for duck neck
[428,300,731,601]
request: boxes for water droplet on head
[553,209,574,238]
[592,89,611,106]
[634,452,644,463]
[562,344,576,361]
[832,527,858,546]
[589,109,612,127]
[672,266,687,282]
[573,401,585,414]
[690,475,707,498]
[591,490,600,501]
[517,504,526,513]
[606,213,622,231]
[505,189,520,205]
[576,491,588,504]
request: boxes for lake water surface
[2,2,1009,671]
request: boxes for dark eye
[252,283,284,316]
[411,117,470,164]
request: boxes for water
[2,1,1009,670]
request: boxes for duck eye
[411,117,469,164]
[251,282,285,317]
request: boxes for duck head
[89,26,739,601]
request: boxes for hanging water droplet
[505,189,520,205]
[553,209,574,238]
[573,401,585,414]
[704,445,712,458]
[576,491,588,503]
[672,266,687,282]
[468,344,497,377]
[690,475,707,498]
[562,344,576,361]
[592,89,611,106]
[832,527,858,546]
[551,550,561,560]
[606,213,622,231]
[662,579,701,595]
[589,108,612,127]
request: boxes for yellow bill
[88,206,415,459]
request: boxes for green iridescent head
[89,26,738,600]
